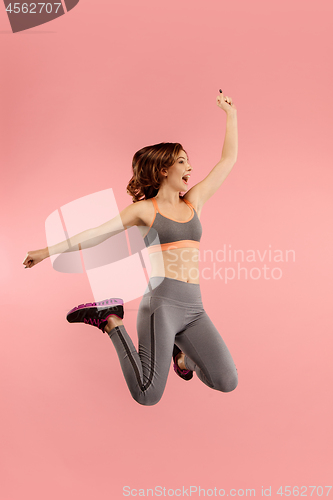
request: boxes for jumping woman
[22,90,238,406]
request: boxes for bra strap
[182,197,195,210]
[151,197,159,213]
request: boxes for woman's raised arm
[184,91,238,212]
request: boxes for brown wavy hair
[126,142,188,203]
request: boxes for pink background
[1,0,332,499]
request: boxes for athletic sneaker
[173,344,193,381]
[66,298,124,333]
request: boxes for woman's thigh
[175,310,238,392]
[136,294,188,389]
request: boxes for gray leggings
[107,276,238,405]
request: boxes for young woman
[23,90,239,406]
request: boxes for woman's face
[161,150,192,191]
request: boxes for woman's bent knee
[131,390,164,406]
[214,371,238,393]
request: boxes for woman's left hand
[216,90,237,113]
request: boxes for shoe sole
[67,298,123,314]
[67,298,124,324]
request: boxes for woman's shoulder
[133,197,155,227]
[181,195,201,216]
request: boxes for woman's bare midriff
[149,247,200,284]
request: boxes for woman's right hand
[216,90,237,113]
[22,248,48,269]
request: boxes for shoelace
[84,318,106,328]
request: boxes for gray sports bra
[143,197,202,254]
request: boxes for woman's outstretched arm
[22,201,143,268]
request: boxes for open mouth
[182,175,190,185]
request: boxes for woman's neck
[155,188,183,207]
